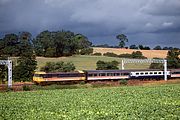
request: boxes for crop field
[0,84,180,119]
[36,55,150,70]
[93,47,168,59]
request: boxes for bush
[92,52,102,56]
[103,52,119,57]
[118,51,146,59]
[149,63,163,69]
[96,60,119,70]
[119,79,128,85]
[118,53,132,58]
[22,85,31,91]
[40,61,75,72]
[132,51,147,59]
[149,58,163,69]
[80,48,93,55]
[79,81,86,85]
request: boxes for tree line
[93,44,179,50]
[0,30,93,57]
[92,33,179,50]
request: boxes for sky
[0,0,180,48]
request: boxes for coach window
[150,72,153,74]
[54,74,58,77]
[154,72,157,74]
[176,72,180,74]
[114,73,120,76]
[42,74,47,78]
[100,73,106,76]
[88,74,93,77]
[57,74,61,77]
[158,72,162,74]
[34,74,41,77]
[145,72,148,75]
[140,73,144,75]
[123,73,129,75]
[94,74,98,76]
[136,73,139,75]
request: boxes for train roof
[169,69,180,72]
[34,71,84,74]
[84,70,130,73]
[84,69,165,73]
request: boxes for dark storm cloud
[0,0,180,47]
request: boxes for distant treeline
[0,30,93,57]
[92,44,180,50]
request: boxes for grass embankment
[36,55,150,70]
[0,84,179,119]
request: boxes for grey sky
[0,0,180,47]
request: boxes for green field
[0,84,180,119]
[36,55,150,70]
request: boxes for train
[33,69,180,85]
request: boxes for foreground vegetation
[0,84,180,119]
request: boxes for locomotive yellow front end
[33,72,46,84]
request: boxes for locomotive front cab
[33,72,46,84]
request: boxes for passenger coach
[130,70,171,79]
[84,70,130,81]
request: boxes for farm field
[0,84,180,119]
[36,55,150,70]
[93,47,168,58]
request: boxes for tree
[130,45,138,49]
[166,49,180,69]
[69,34,92,55]
[1,33,20,56]
[33,30,92,57]
[143,46,151,50]
[33,30,54,56]
[0,56,8,83]
[138,45,150,50]
[54,30,72,56]
[116,34,128,48]
[13,32,37,82]
[153,46,162,50]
